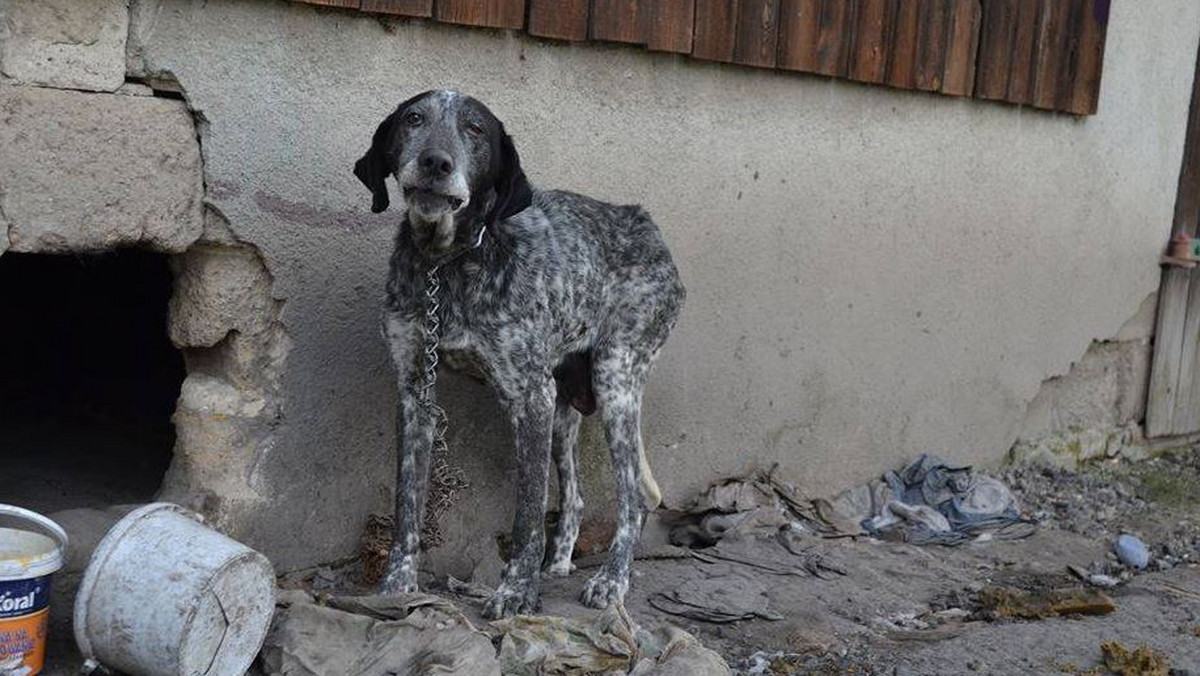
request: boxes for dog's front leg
[381,315,435,594]
[483,374,555,619]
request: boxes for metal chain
[418,265,448,438]
[418,264,468,548]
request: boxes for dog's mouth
[403,186,466,214]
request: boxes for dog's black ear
[487,128,533,225]
[354,109,402,213]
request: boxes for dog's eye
[403,112,423,127]
[466,122,485,137]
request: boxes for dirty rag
[492,603,731,675]
[833,454,1030,545]
[669,457,1030,548]
[261,590,729,676]
[259,590,501,676]
[667,467,840,547]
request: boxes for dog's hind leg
[545,403,583,576]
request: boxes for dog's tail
[638,447,663,510]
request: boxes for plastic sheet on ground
[259,590,729,676]
[492,603,731,676]
[259,590,501,675]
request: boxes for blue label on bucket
[0,575,50,619]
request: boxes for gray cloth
[669,457,1030,548]
[859,454,1027,544]
[260,591,729,676]
[259,591,500,676]
[493,604,731,675]
[667,469,830,547]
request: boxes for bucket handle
[0,504,69,554]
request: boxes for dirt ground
[41,448,1200,675]
[442,528,1199,674]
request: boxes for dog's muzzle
[404,187,466,216]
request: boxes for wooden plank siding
[647,0,696,53]
[436,0,524,28]
[360,0,433,15]
[1030,0,1072,110]
[975,0,1108,113]
[974,0,1015,100]
[886,0,921,89]
[297,0,360,8]
[941,0,981,96]
[298,0,1109,115]
[734,0,781,68]
[693,0,740,62]
[528,0,589,41]
[776,0,821,73]
[814,0,855,77]
[590,0,648,44]
[846,0,889,83]
[914,0,950,91]
[1067,0,1110,115]
[1006,0,1039,104]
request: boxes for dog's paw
[482,579,540,619]
[543,556,577,577]
[543,561,576,577]
[379,557,420,595]
[579,570,629,609]
[380,578,419,595]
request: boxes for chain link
[418,265,447,437]
[418,264,469,548]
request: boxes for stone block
[169,244,276,348]
[0,84,202,253]
[0,0,129,92]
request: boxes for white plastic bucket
[73,503,275,676]
[0,505,68,676]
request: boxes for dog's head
[354,90,532,256]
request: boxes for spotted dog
[354,90,685,619]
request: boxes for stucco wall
[126,0,1200,573]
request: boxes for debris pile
[974,586,1116,620]
[260,591,732,676]
[1099,641,1172,676]
[1005,450,1200,578]
[1002,463,1150,537]
[494,603,730,675]
[669,456,1032,548]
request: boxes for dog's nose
[418,149,454,178]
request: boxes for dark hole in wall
[0,250,185,513]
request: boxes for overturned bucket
[0,505,68,676]
[74,503,275,676]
